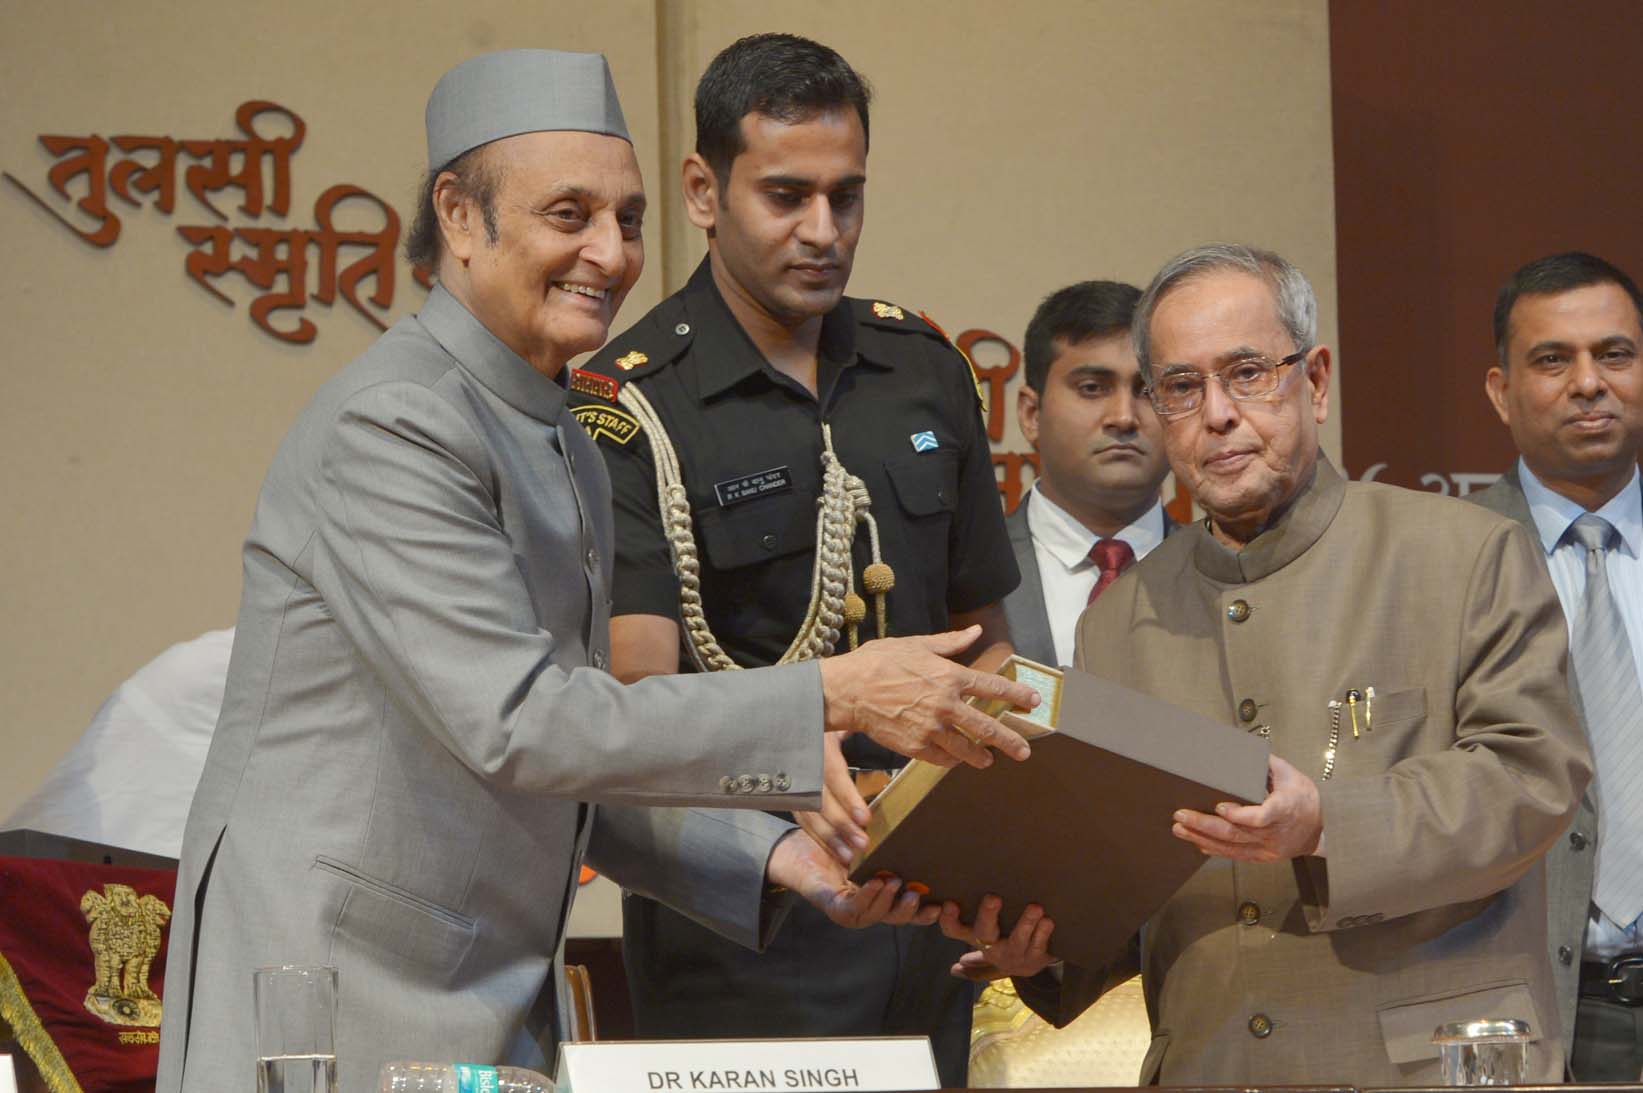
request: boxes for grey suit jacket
[1002,501,1057,665]
[1000,494,1174,666]
[1472,467,1600,1060]
[156,287,826,1093]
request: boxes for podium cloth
[0,857,176,1093]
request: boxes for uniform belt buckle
[1605,954,1643,1006]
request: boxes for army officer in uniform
[569,33,1017,1088]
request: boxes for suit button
[761,533,778,551]
[1558,945,1574,966]
[592,649,608,670]
[774,772,791,791]
[736,774,755,793]
[756,774,772,793]
[1248,1013,1273,1038]
[1570,831,1588,851]
[1227,599,1251,623]
[720,776,735,794]
[1238,699,1258,723]
[675,322,691,336]
[585,548,599,569]
[1237,901,1261,926]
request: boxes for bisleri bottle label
[453,1063,500,1093]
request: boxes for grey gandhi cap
[425,49,631,171]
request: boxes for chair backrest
[967,973,1150,1088]
[562,964,598,1043]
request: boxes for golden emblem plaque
[80,883,171,1027]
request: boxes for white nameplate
[555,1036,938,1092]
[0,1054,18,1093]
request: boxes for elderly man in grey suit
[1475,251,1643,1081]
[947,244,1589,1084]
[1005,280,1172,666]
[154,50,1036,1093]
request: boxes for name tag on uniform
[714,466,792,507]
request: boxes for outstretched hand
[819,626,1039,769]
[1172,754,1323,862]
[766,829,939,929]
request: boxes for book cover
[850,657,1270,972]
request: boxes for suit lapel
[1004,502,1057,665]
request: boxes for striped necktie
[1567,513,1643,927]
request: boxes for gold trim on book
[853,656,1063,866]
[0,950,86,1093]
[966,656,1063,737]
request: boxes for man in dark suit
[1004,281,1173,665]
[1474,251,1643,1081]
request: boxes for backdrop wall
[0,1,1338,812]
[1331,0,1643,492]
[0,0,663,808]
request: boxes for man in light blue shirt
[1476,250,1643,1080]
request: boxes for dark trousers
[623,892,978,1087]
[1571,993,1643,1081]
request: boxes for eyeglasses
[1145,349,1311,417]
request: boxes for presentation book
[849,656,1270,972]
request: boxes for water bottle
[378,1061,554,1092]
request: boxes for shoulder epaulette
[852,298,984,407]
[581,299,691,388]
[852,297,945,339]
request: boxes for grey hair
[1132,243,1317,379]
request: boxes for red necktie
[1087,538,1136,604]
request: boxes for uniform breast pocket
[878,451,961,612]
[696,490,817,571]
[883,451,960,520]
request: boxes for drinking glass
[254,964,338,1093]
[1432,1018,1530,1086]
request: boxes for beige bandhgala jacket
[1020,456,1590,1086]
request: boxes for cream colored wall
[0,0,661,811]
[658,0,1341,498]
[0,1,1339,815]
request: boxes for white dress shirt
[1026,485,1165,668]
[1519,458,1643,955]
